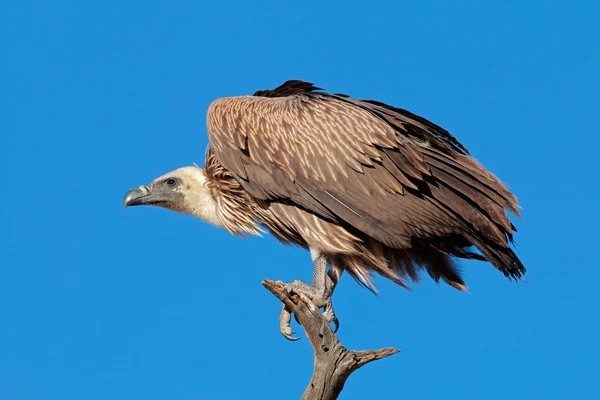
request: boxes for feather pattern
[203,80,525,290]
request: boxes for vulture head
[124,166,221,227]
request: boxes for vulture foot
[279,280,339,340]
[278,251,342,340]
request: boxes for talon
[323,299,339,333]
[331,316,339,333]
[279,303,302,341]
[282,332,302,341]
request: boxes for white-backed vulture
[124,80,525,339]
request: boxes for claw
[283,332,302,341]
[323,298,339,333]
[331,316,340,333]
[279,303,302,341]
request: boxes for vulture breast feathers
[206,80,525,283]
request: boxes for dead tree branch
[262,279,400,400]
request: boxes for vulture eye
[165,178,177,186]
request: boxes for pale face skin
[124,166,223,228]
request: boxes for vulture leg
[323,260,344,332]
[279,249,343,340]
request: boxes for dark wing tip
[253,80,324,97]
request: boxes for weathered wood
[262,279,400,400]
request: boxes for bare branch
[262,279,400,400]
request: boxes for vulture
[124,80,525,340]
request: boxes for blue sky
[2,0,599,399]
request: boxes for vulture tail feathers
[463,233,526,280]
[424,190,525,281]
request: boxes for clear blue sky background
[2,1,599,399]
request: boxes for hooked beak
[124,185,152,208]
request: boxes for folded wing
[206,81,525,279]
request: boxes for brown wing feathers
[206,80,525,285]
[343,97,525,279]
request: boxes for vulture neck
[183,167,223,229]
[200,150,265,237]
